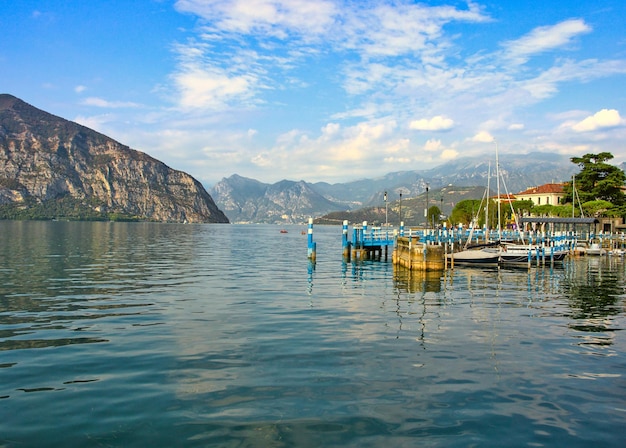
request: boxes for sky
[2,0,626,187]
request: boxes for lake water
[1,221,625,447]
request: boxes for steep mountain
[212,153,578,223]
[0,94,228,223]
[211,174,344,223]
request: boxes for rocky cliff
[0,94,228,223]
[210,174,344,223]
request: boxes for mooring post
[307,218,316,261]
[342,220,351,261]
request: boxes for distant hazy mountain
[211,153,579,224]
[0,94,228,223]
[210,174,344,223]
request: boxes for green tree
[564,152,626,206]
[511,200,533,217]
[427,205,442,227]
[450,199,482,226]
[532,204,556,217]
[582,200,613,218]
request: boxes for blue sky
[2,1,626,186]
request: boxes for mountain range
[0,93,594,225]
[0,94,228,223]
[210,153,580,224]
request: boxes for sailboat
[446,162,500,265]
[496,147,569,265]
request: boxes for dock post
[400,221,404,237]
[307,218,316,261]
[362,221,368,259]
[342,220,351,261]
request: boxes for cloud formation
[410,116,454,131]
[572,109,624,132]
[82,97,141,108]
[502,19,591,65]
[57,1,626,184]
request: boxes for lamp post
[384,191,388,227]
[425,183,429,228]
[399,192,402,226]
[440,197,443,227]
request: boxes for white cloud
[572,109,624,132]
[73,113,117,130]
[321,122,340,137]
[82,3,626,184]
[82,97,140,108]
[74,85,87,93]
[175,0,338,37]
[409,115,454,131]
[343,2,490,58]
[441,148,459,160]
[424,139,443,152]
[502,19,591,64]
[173,65,256,109]
[519,59,626,100]
[471,131,494,143]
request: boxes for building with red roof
[514,183,565,206]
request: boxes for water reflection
[393,265,442,294]
[0,221,202,353]
[2,222,625,447]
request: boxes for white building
[514,183,565,206]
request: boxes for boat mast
[485,161,490,243]
[572,175,575,218]
[572,175,585,217]
[495,141,501,242]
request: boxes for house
[491,193,516,204]
[514,183,565,206]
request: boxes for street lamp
[425,184,429,228]
[399,191,402,226]
[384,191,388,227]
[440,197,444,226]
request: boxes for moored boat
[446,247,500,265]
[586,242,606,256]
[498,244,568,264]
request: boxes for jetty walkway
[306,218,625,270]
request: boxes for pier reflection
[392,266,442,294]
[561,258,624,347]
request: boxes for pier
[307,219,626,271]
[342,220,396,261]
[392,236,446,271]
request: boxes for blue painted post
[400,221,404,237]
[550,244,554,264]
[307,218,316,261]
[362,221,368,259]
[342,220,351,261]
